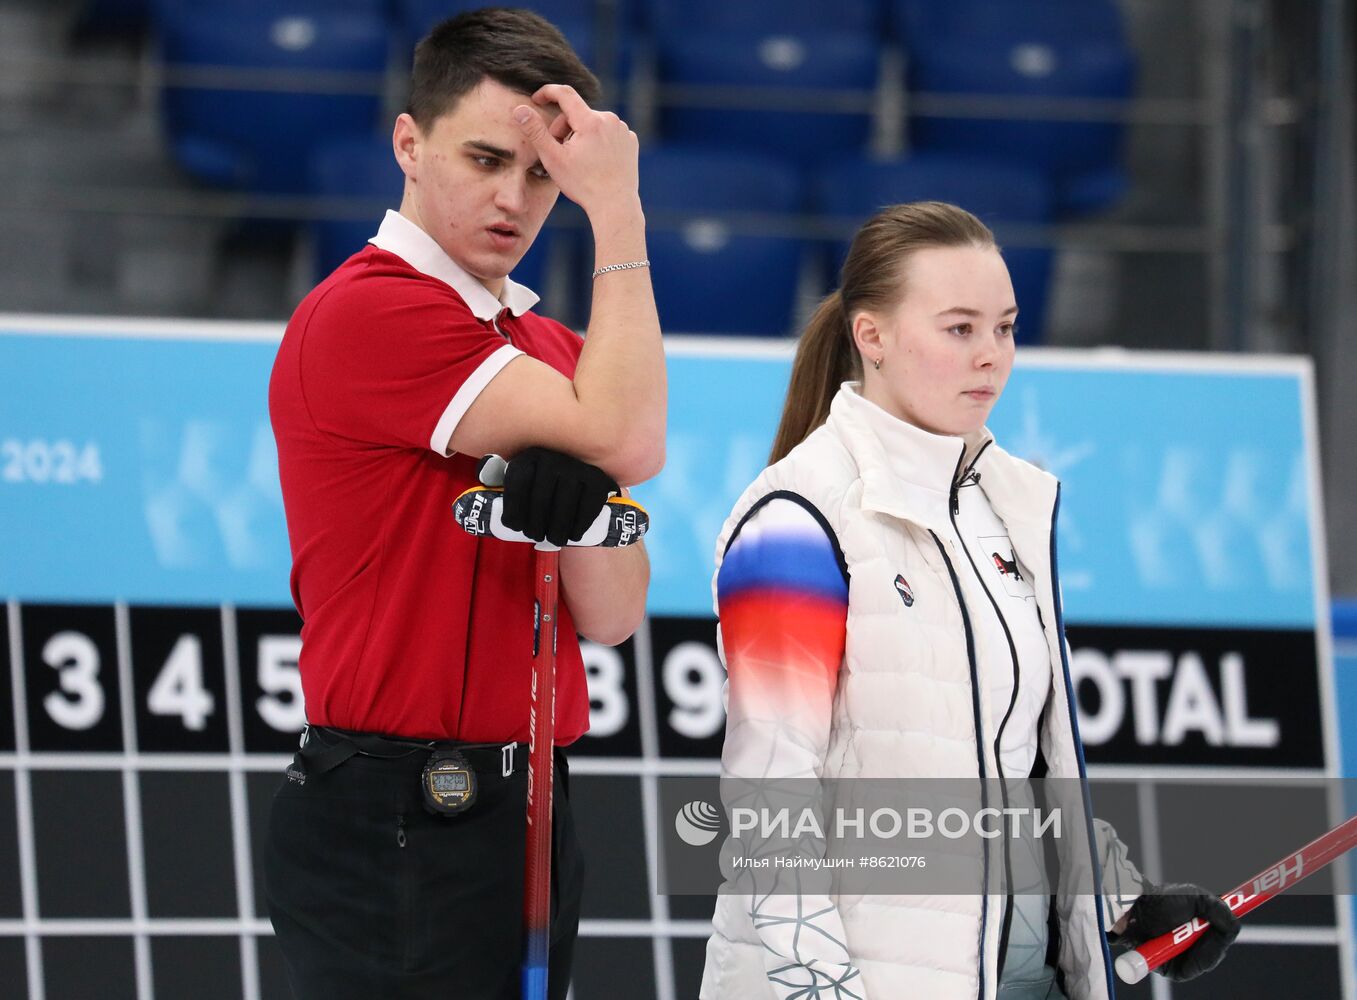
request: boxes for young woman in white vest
[699,202,1239,1000]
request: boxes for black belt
[299,724,525,778]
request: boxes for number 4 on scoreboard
[146,635,215,731]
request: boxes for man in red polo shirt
[264,9,665,1000]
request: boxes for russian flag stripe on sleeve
[718,499,848,606]
[717,498,848,716]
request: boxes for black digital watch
[421,748,477,816]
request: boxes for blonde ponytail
[768,291,856,464]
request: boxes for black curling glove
[500,447,618,548]
[1118,881,1240,981]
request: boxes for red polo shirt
[269,210,589,744]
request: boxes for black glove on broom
[501,447,619,548]
[1117,880,1240,981]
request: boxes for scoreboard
[0,316,1349,1000]
[0,600,731,1000]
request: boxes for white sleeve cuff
[429,343,524,456]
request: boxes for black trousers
[264,740,585,1000]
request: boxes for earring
[873,356,882,371]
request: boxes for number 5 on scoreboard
[257,636,306,732]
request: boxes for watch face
[432,771,469,794]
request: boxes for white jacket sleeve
[1095,817,1146,930]
[716,498,868,1000]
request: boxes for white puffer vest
[701,386,1124,1000]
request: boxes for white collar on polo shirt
[368,209,540,321]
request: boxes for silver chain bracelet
[592,259,650,279]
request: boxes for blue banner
[638,344,1317,629]
[0,321,1318,631]
[1,328,286,605]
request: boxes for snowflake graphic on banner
[1005,387,1096,591]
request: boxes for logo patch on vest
[992,551,1022,579]
[893,574,914,607]
[979,534,1036,601]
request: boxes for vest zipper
[1047,484,1117,997]
[929,531,989,1000]
[949,441,1021,980]
[949,440,991,515]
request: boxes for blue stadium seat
[896,0,1135,215]
[308,132,557,295]
[647,0,881,34]
[656,30,880,166]
[817,153,1056,344]
[638,147,806,336]
[154,1,389,195]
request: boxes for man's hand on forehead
[511,84,639,216]
[544,105,571,142]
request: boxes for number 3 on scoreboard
[42,631,105,730]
